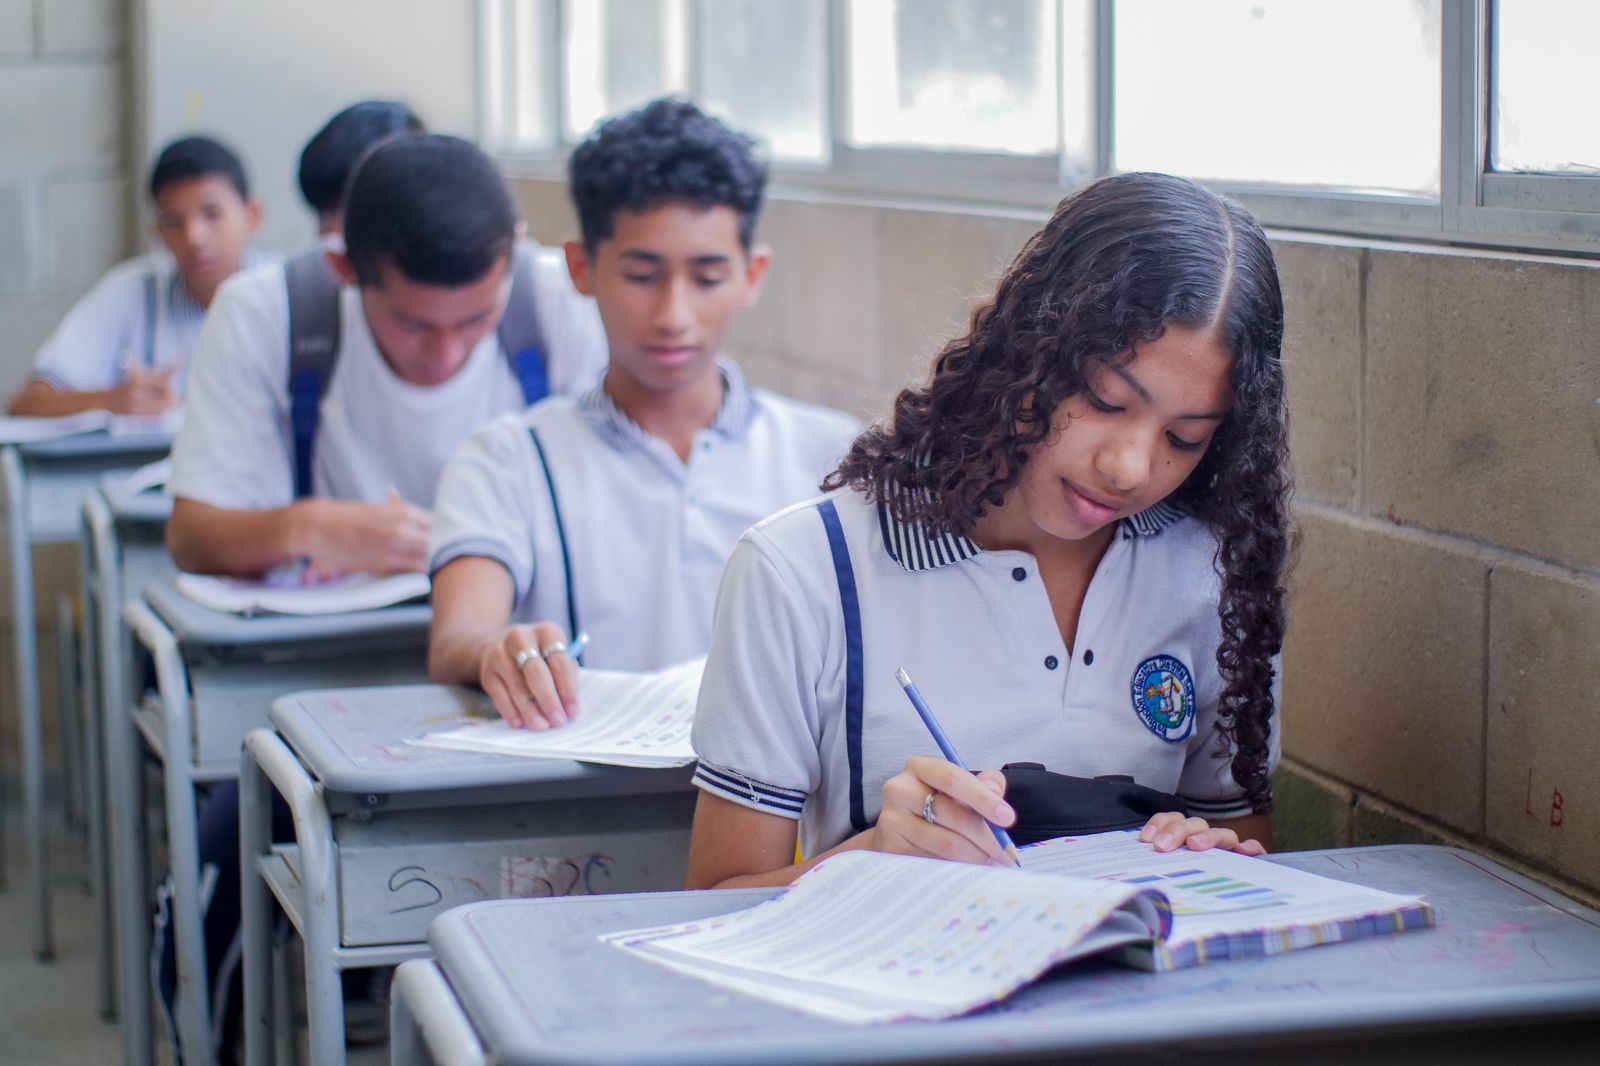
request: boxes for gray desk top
[429,846,1600,1066]
[14,430,171,460]
[271,684,696,799]
[102,483,172,524]
[141,574,431,647]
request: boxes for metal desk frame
[109,579,430,1066]
[0,431,169,962]
[239,683,697,1066]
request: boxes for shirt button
[1011,567,1027,582]
[1044,655,1059,670]
[1083,649,1095,665]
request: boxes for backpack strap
[283,249,343,499]
[498,245,550,405]
[142,268,159,367]
[527,427,580,641]
[817,498,868,834]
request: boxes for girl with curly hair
[685,172,1290,888]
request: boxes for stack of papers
[174,570,430,616]
[411,658,704,768]
[0,408,184,445]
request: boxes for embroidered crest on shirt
[1130,655,1195,742]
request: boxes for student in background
[685,172,1289,890]
[156,133,605,1062]
[9,135,262,417]
[165,132,607,579]
[296,99,424,239]
[428,96,858,723]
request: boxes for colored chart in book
[1118,866,1292,915]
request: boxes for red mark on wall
[1550,789,1564,829]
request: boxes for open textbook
[174,570,430,616]
[410,657,703,768]
[604,831,1434,1024]
[0,407,184,445]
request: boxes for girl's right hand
[475,622,581,730]
[870,755,1017,865]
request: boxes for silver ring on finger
[922,790,939,825]
[513,646,543,668]
[540,640,568,660]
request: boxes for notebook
[603,830,1433,1024]
[409,657,704,768]
[0,407,184,445]
[174,570,430,616]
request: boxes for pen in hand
[894,667,1022,867]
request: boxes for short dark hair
[568,96,767,251]
[148,136,250,201]
[297,100,425,218]
[342,134,517,288]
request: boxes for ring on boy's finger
[540,640,568,660]
[922,790,939,825]
[513,646,543,668]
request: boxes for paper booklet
[410,657,704,768]
[174,570,430,616]
[603,830,1434,1025]
[0,407,184,445]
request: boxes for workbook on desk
[410,657,703,768]
[0,407,184,444]
[174,570,430,616]
[604,830,1434,1024]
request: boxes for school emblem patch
[1130,655,1195,742]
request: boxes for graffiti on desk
[386,865,444,914]
[1523,769,1565,828]
[501,853,616,898]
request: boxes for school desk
[110,578,431,1066]
[239,683,698,1065]
[390,845,1600,1066]
[0,429,169,962]
[79,472,173,1018]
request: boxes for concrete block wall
[514,175,1600,904]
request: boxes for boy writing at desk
[428,96,859,720]
[10,136,262,417]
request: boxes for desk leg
[108,611,152,1066]
[55,594,83,833]
[2,445,54,959]
[82,493,116,1019]
[239,738,277,1066]
[391,960,485,1066]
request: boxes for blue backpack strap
[528,427,580,641]
[142,268,159,367]
[498,244,549,405]
[283,249,342,498]
[817,498,868,834]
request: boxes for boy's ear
[740,244,772,308]
[563,239,595,297]
[323,247,359,287]
[244,197,264,236]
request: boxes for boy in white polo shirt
[428,97,858,726]
[9,136,263,417]
[165,133,606,578]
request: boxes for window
[481,0,1600,255]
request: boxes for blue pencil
[894,667,1022,867]
[567,631,589,663]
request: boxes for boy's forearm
[165,498,307,576]
[8,381,114,417]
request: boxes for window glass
[563,0,688,140]
[1493,0,1600,174]
[701,0,829,163]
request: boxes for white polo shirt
[167,242,606,510]
[32,251,268,394]
[428,359,859,671]
[691,486,1280,857]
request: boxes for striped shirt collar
[877,488,1188,573]
[576,356,758,449]
[162,246,266,330]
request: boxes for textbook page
[0,410,111,444]
[603,850,1167,1024]
[1019,830,1432,970]
[174,570,430,616]
[411,657,704,768]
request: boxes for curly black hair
[827,172,1291,812]
[568,96,767,251]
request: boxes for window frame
[479,0,1600,257]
